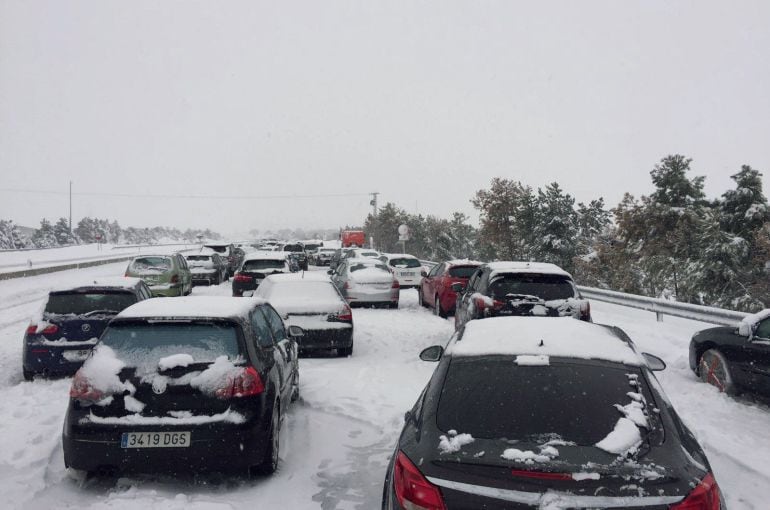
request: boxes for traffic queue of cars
[18,245,736,508]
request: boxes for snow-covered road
[0,263,767,509]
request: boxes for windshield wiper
[82,309,120,317]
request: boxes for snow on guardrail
[419,259,749,327]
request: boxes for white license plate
[400,272,415,276]
[120,431,191,448]
[62,349,91,362]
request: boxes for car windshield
[205,245,228,254]
[448,266,479,278]
[350,262,389,272]
[45,291,137,316]
[489,274,575,300]
[358,251,379,257]
[389,258,421,268]
[185,255,211,262]
[100,322,241,370]
[283,244,303,252]
[304,244,321,251]
[242,259,286,271]
[437,358,646,445]
[130,257,171,273]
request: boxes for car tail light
[170,274,179,284]
[579,300,591,321]
[69,370,104,403]
[331,305,353,322]
[26,324,38,335]
[392,280,400,289]
[234,273,253,283]
[670,473,721,509]
[40,324,59,335]
[393,451,446,510]
[215,366,265,399]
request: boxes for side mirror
[287,325,304,337]
[419,345,444,362]
[451,282,465,293]
[642,352,666,371]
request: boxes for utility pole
[369,192,379,250]
[69,181,72,233]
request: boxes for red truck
[341,230,366,248]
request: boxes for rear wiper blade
[82,309,120,317]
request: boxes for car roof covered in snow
[243,251,290,262]
[50,277,146,294]
[446,259,483,267]
[450,316,643,366]
[116,296,267,321]
[382,253,418,259]
[485,261,572,279]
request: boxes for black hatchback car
[453,262,591,331]
[690,310,770,397]
[62,296,302,476]
[383,317,724,510]
[22,277,153,380]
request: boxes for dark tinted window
[251,309,275,348]
[205,245,229,254]
[263,306,287,342]
[755,318,770,339]
[45,291,137,316]
[448,266,479,278]
[489,274,575,300]
[242,259,286,271]
[130,257,172,272]
[283,244,303,252]
[100,322,241,369]
[304,243,321,251]
[350,262,389,272]
[437,358,643,445]
[186,255,211,262]
[389,258,421,268]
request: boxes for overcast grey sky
[1,1,769,235]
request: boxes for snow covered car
[124,254,193,297]
[254,273,354,356]
[453,261,591,330]
[383,317,724,510]
[330,257,399,308]
[380,253,423,289]
[312,247,337,266]
[281,242,308,270]
[22,277,153,380]
[689,309,770,397]
[62,297,302,476]
[232,252,293,297]
[182,248,228,286]
[419,259,483,317]
[204,242,244,277]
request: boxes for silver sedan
[329,258,400,308]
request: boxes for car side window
[263,306,288,343]
[429,263,442,277]
[754,318,770,340]
[250,308,275,348]
[139,284,152,300]
[467,270,480,291]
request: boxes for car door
[250,307,282,393]
[456,268,481,327]
[747,318,770,395]
[262,305,295,402]
[424,263,444,306]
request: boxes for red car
[419,260,482,317]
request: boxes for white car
[380,253,424,289]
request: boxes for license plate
[120,431,191,448]
[400,271,415,276]
[62,349,91,362]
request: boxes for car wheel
[22,367,34,381]
[338,344,353,357]
[434,295,446,318]
[698,349,736,394]
[389,302,399,309]
[253,400,281,475]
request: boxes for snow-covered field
[0,263,767,509]
[0,244,192,273]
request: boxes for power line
[0,187,372,200]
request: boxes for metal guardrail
[419,259,749,327]
[0,256,134,281]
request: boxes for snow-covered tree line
[0,216,221,249]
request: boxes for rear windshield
[437,358,644,445]
[100,322,241,370]
[358,251,380,258]
[489,274,575,300]
[185,255,211,262]
[283,244,303,252]
[304,244,321,251]
[350,262,390,273]
[243,259,286,271]
[319,248,336,253]
[130,257,171,272]
[448,266,479,278]
[389,258,421,268]
[205,245,228,254]
[45,291,137,316]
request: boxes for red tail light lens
[670,473,721,509]
[234,273,253,283]
[392,280,400,289]
[580,300,591,321]
[26,324,38,335]
[170,274,180,284]
[510,469,573,481]
[70,370,104,402]
[337,305,353,321]
[473,296,488,310]
[393,451,446,510]
[40,324,59,335]
[215,367,265,399]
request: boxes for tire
[418,289,426,307]
[434,295,447,318]
[253,400,281,475]
[698,349,736,394]
[22,367,34,381]
[338,344,353,357]
[389,302,398,309]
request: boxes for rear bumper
[191,271,218,284]
[23,338,94,377]
[297,327,353,351]
[345,288,399,306]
